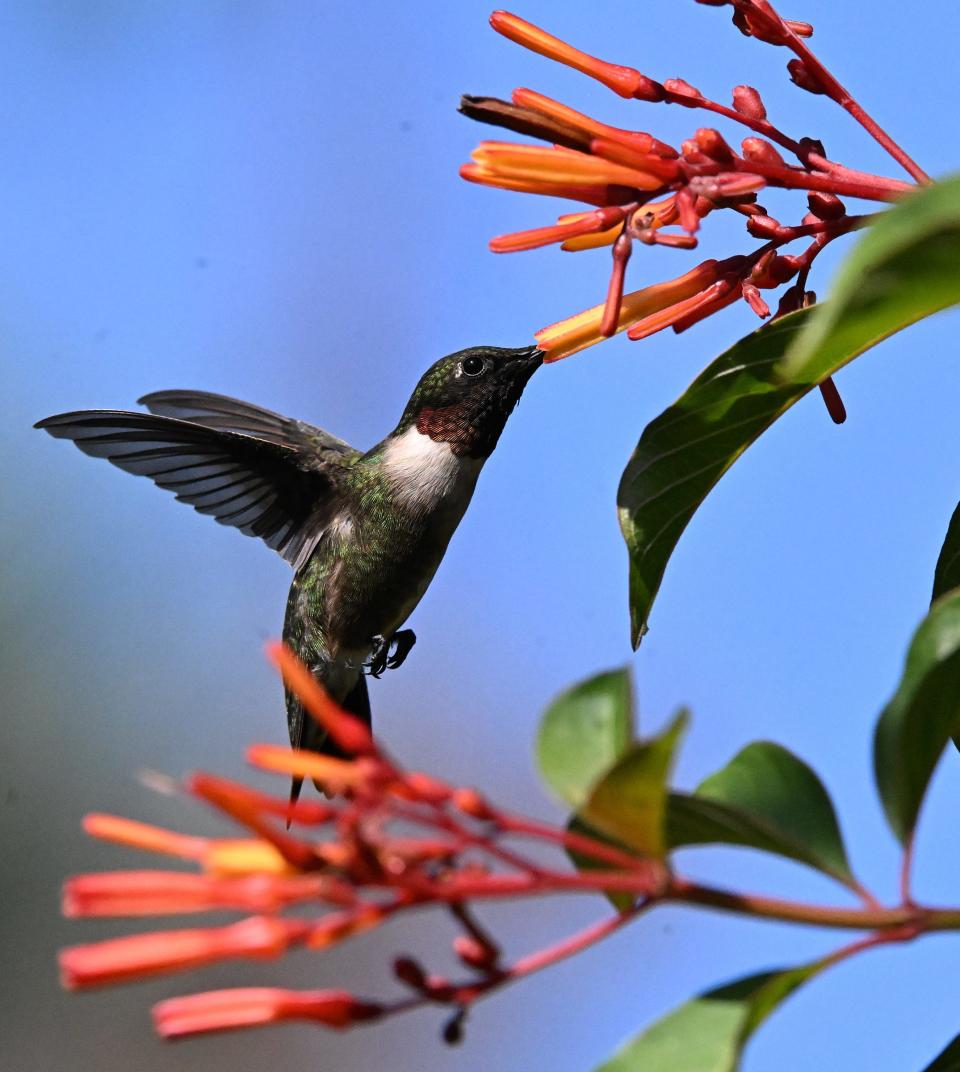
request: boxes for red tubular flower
[153,987,384,1039]
[536,260,721,359]
[460,3,909,425]
[63,871,349,918]
[60,916,314,989]
[490,11,663,101]
[82,812,293,876]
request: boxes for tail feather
[286,672,372,811]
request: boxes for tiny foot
[386,629,417,670]
[364,635,390,678]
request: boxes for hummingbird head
[396,344,543,458]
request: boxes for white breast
[381,426,481,513]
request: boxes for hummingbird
[36,344,542,802]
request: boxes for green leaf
[932,501,960,604]
[581,710,688,858]
[781,175,960,383]
[619,178,960,649]
[874,590,960,843]
[921,1034,960,1072]
[618,309,819,647]
[565,815,636,913]
[667,742,854,887]
[595,964,822,1072]
[537,669,633,807]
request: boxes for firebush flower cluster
[461,1,928,420]
[59,644,960,1045]
[60,643,667,1043]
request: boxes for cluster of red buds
[60,643,666,1043]
[461,1,930,422]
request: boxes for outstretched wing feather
[138,389,353,458]
[35,411,340,564]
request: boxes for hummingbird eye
[460,355,487,378]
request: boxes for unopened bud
[747,214,782,239]
[695,127,735,163]
[788,59,826,95]
[404,772,452,805]
[664,77,702,104]
[453,934,500,971]
[452,787,494,820]
[771,254,801,284]
[732,85,767,120]
[799,136,826,159]
[393,956,428,990]
[442,1010,467,1046]
[742,282,771,318]
[807,191,845,220]
[741,137,785,167]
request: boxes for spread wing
[36,403,359,570]
[138,389,354,464]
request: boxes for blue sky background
[3,2,959,1069]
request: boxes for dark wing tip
[35,411,97,434]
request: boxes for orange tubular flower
[469,141,667,193]
[60,916,314,989]
[511,88,675,156]
[490,205,627,253]
[490,11,663,101]
[153,987,384,1039]
[63,870,346,918]
[536,260,721,360]
[82,813,293,876]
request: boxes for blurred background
[3,1,959,1068]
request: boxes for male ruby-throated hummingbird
[37,344,541,802]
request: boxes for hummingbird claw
[363,630,417,677]
[364,635,390,678]
[386,629,416,670]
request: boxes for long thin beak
[505,345,544,373]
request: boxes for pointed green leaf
[618,309,819,647]
[565,815,636,913]
[780,174,960,383]
[932,502,960,604]
[874,590,960,842]
[620,178,960,649]
[581,710,688,858]
[595,963,822,1072]
[920,1034,960,1072]
[667,742,854,886]
[537,669,633,807]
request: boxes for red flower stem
[665,877,960,931]
[669,90,804,158]
[762,2,931,184]
[497,814,652,871]
[448,902,501,959]
[383,799,554,879]
[729,159,912,200]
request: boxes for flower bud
[741,137,785,167]
[442,1010,467,1046]
[453,934,500,971]
[452,787,495,820]
[746,214,781,239]
[732,85,767,120]
[663,78,702,104]
[787,59,826,95]
[695,127,735,163]
[807,191,846,220]
[394,956,429,990]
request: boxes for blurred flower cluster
[60,644,663,1043]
